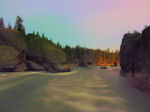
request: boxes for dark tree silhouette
[33,31,35,36]
[36,31,40,37]
[42,33,45,38]
[8,22,12,29]
[14,16,25,34]
[0,17,5,28]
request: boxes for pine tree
[33,31,35,36]
[0,17,5,28]
[8,22,12,29]
[36,31,40,37]
[14,16,25,34]
[42,33,45,38]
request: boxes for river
[0,66,150,112]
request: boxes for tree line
[0,16,120,66]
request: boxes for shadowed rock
[120,32,141,72]
[26,61,45,71]
[100,66,107,69]
[120,26,150,90]
[14,63,27,72]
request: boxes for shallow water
[0,66,150,112]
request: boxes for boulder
[43,63,57,73]
[114,61,117,66]
[100,66,107,69]
[14,63,27,72]
[58,68,71,72]
[26,61,45,71]
[133,75,150,90]
[0,66,14,72]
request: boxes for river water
[0,66,150,112]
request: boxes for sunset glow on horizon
[1,0,150,50]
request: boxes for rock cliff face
[120,26,150,90]
[120,26,150,74]
[120,32,141,72]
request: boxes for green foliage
[63,45,75,63]
[27,36,66,65]
[64,44,120,66]
[0,16,120,68]
[0,29,27,52]
[0,46,19,66]
[56,42,62,49]
[42,33,45,38]
[63,45,93,65]
[127,30,141,37]
[14,16,25,34]
[33,31,35,36]
[27,37,43,57]
[43,44,66,64]
[36,31,40,37]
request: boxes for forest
[0,16,120,72]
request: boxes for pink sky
[0,0,150,50]
[78,0,150,49]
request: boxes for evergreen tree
[57,42,62,49]
[57,42,60,48]
[33,31,35,36]
[8,22,12,29]
[0,17,5,28]
[36,31,40,37]
[42,33,45,38]
[14,16,25,34]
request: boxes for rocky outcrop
[14,63,27,72]
[59,68,71,72]
[120,27,150,73]
[133,75,150,90]
[137,26,150,73]
[120,26,150,90]
[27,56,58,72]
[26,61,45,71]
[120,32,141,72]
[0,28,70,73]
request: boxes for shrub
[0,46,19,67]
[0,29,27,52]
[43,44,66,64]
[28,37,66,65]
